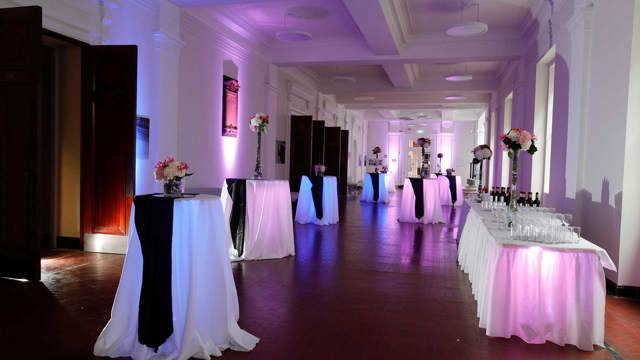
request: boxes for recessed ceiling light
[445,74,473,81]
[276,30,312,42]
[446,21,488,37]
[287,6,330,20]
[445,95,466,100]
[417,129,424,134]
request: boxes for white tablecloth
[458,201,616,351]
[386,172,396,193]
[295,176,339,225]
[361,173,389,203]
[437,175,463,207]
[398,178,445,224]
[94,195,259,360]
[221,179,295,260]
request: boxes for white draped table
[398,178,445,224]
[458,201,616,351]
[295,175,339,225]
[361,172,389,203]
[437,175,463,207]
[386,172,397,193]
[94,195,259,360]
[221,179,295,261]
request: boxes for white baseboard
[84,233,128,254]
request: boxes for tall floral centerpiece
[372,146,382,159]
[250,112,269,179]
[472,144,493,202]
[154,156,193,196]
[417,137,432,178]
[500,128,537,211]
[436,153,444,173]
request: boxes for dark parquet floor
[1,191,639,359]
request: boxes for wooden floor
[1,191,639,359]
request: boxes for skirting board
[84,233,128,255]
[606,278,640,299]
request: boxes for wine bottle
[491,187,496,202]
[517,191,526,206]
[533,192,541,207]
[526,192,533,206]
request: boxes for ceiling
[176,0,541,119]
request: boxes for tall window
[532,47,556,195]
[488,111,496,187]
[501,92,513,186]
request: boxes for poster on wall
[136,116,149,159]
[222,75,239,137]
[276,140,286,164]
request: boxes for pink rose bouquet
[500,128,537,155]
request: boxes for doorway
[41,33,82,250]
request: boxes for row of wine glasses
[479,196,581,244]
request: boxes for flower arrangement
[500,128,538,211]
[250,113,269,178]
[372,146,382,155]
[314,163,326,176]
[381,165,388,173]
[473,144,493,160]
[437,153,443,159]
[500,128,537,155]
[154,156,193,195]
[224,79,240,92]
[416,137,431,147]
[249,113,269,133]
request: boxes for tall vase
[475,160,483,202]
[509,149,519,211]
[253,132,263,179]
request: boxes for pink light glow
[388,135,399,174]
[439,133,454,170]
[222,136,238,173]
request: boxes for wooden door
[339,130,349,195]
[311,120,325,168]
[81,46,137,243]
[289,115,312,191]
[0,6,43,280]
[324,127,341,177]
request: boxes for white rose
[251,117,260,126]
[482,148,492,159]
[521,140,531,151]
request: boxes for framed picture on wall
[276,140,286,164]
[136,116,149,159]
[222,75,239,137]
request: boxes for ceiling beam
[318,77,498,95]
[171,0,273,6]
[382,63,416,88]
[341,0,402,55]
[270,37,522,66]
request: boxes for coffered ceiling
[174,0,541,116]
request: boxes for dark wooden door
[339,130,349,195]
[289,115,312,191]
[324,127,341,177]
[81,45,137,243]
[311,120,325,167]
[0,6,43,280]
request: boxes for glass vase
[476,160,484,203]
[253,132,263,179]
[163,178,183,196]
[509,149,519,211]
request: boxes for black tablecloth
[226,179,246,257]
[445,175,458,204]
[409,178,424,219]
[308,175,324,220]
[133,194,176,351]
[369,173,380,202]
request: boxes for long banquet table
[221,179,295,260]
[295,175,339,225]
[458,201,616,351]
[94,194,259,359]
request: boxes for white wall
[502,0,640,285]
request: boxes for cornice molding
[153,30,185,50]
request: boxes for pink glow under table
[398,178,445,224]
[457,202,616,351]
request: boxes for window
[501,92,513,186]
[532,47,556,195]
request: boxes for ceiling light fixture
[332,76,357,84]
[276,12,312,42]
[446,2,488,37]
[445,95,466,100]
